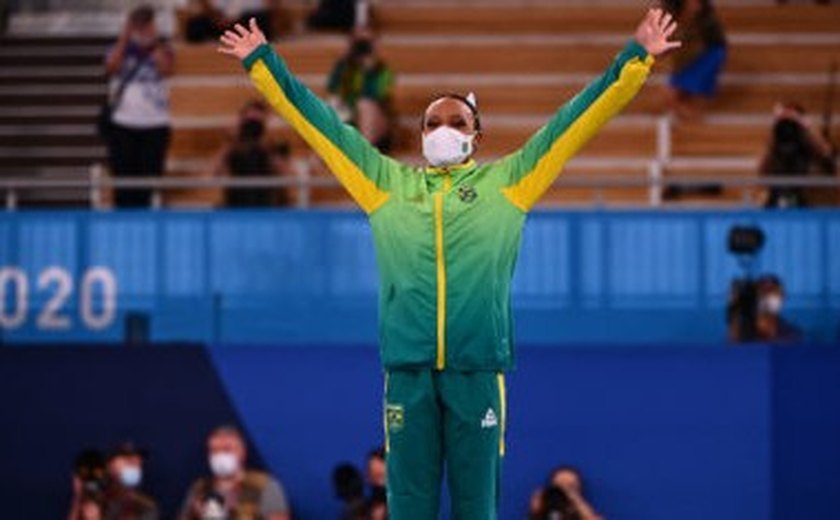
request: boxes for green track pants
[384,369,507,520]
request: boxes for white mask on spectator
[422,126,475,167]
[209,452,240,478]
[118,465,142,488]
[761,294,783,315]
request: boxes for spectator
[334,447,388,520]
[528,466,602,520]
[179,425,291,520]
[75,493,106,520]
[662,0,727,119]
[181,0,277,43]
[69,442,159,520]
[104,5,173,208]
[365,447,387,520]
[333,463,366,519]
[364,446,385,496]
[755,274,803,344]
[327,29,395,152]
[68,450,108,520]
[209,99,292,207]
[760,102,835,209]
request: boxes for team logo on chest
[456,184,478,203]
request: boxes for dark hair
[547,465,585,493]
[367,446,385,462]
[768,119,811,176]
[333,463,365,502]
[209,424,245,443]
[421,93,482,133]
[240,99,269,116]
[756,273,783,293]
[129,5,155,27]
[663,0,715,17]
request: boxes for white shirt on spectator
[108,41,171,129]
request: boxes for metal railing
[1,116,837,210]
[3,164,839,211]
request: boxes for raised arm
[500,8,681,212]
[219,19,391,214]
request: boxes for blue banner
[1,209,839,344]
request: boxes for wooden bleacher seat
[166,3,840,208]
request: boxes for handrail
[3,174,840,190]
[3,170,838,211]
[1,116,837,210]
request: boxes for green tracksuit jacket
[243,41,653,372]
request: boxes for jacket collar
[424,159,477,175]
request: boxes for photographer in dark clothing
[760,102,835,208]
[67,443,159,520]
[754,274,803,344]
[528,467,602,520]
[333,447,388,520]
[728,273,803,344]
[210,99,292,207]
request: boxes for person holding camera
[326,30,394,152]
[68,443,159,520]
[332,446,388,520]
[209,99,292,207]
[364,446,386,500]
[754,274,802,344]
[103,5,174,208]
[728,273,803,344]
[760,102,835,209]
[528,467,602,520]
[178,426,290,520]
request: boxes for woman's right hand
[218,17,268,61]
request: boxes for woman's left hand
[635,8,682,57]
[218,17,268,61]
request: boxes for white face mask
[209,451,240,478]
[761,294,783,315]
[422,126,475,167]
[118,465,142,488]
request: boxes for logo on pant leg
[386,404,404,432]
[481,408,498,429]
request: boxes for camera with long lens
[727,225,766,342]
[199,489,227,520]
[540,485,578,520]
[74,449,108,498]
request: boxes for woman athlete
[219,8,680,519]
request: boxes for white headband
[465,92,478,110]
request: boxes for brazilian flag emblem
[386,404,404,432]
[457,184,477,203]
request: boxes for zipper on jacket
[434,175,452,370]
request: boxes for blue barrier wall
[1,345,838,520]
[1,209,839,345]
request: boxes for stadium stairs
[0,35,108,207]
[167,3,840,208]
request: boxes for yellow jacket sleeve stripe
[245,45,390,214]
[502,43,654,212]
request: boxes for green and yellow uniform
[242,40,653,519]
